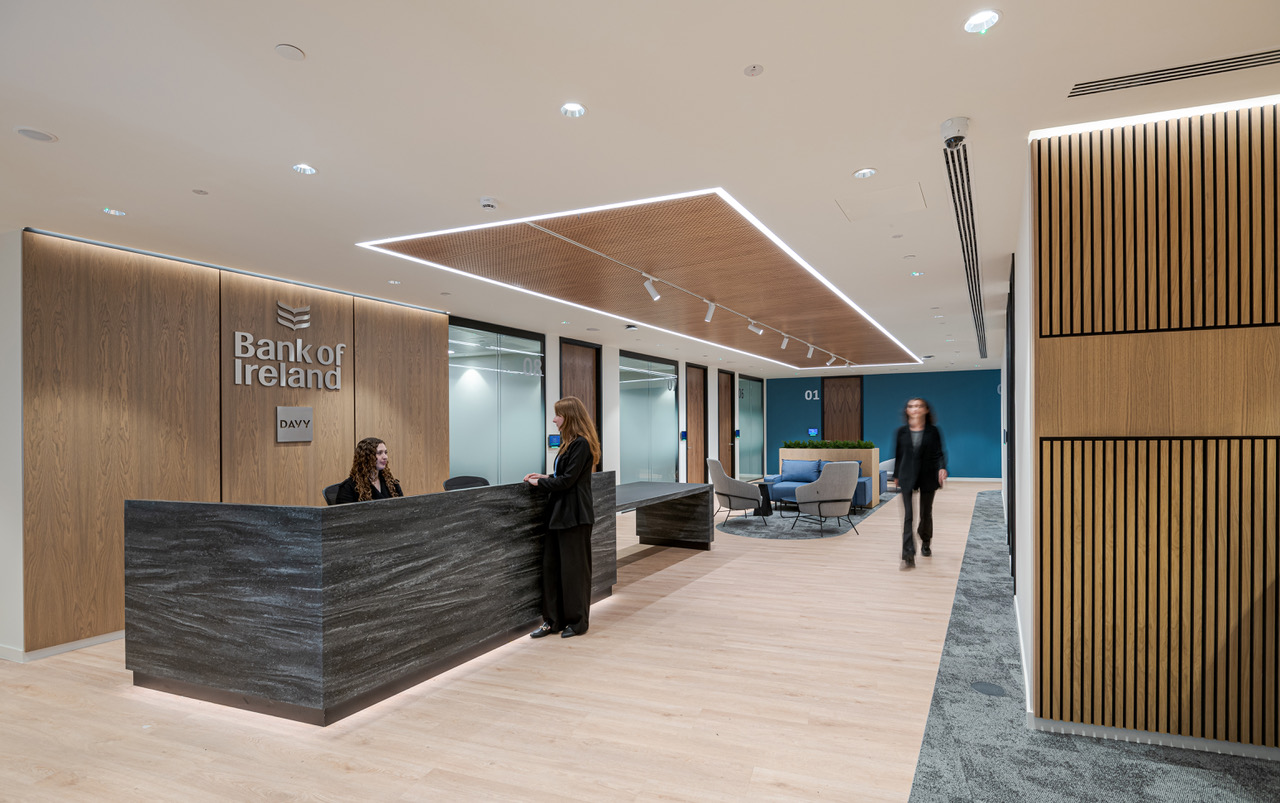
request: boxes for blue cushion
[778,459,822,483]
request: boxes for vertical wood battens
[1036,103,1280,337]
[1037,437,1279,747]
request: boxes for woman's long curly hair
[348,436,401,501]
[555,396,601,467]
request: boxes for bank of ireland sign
[234,301,349,390]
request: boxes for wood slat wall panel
[1034,103,1280,752]
[685,365,707,484]
[21,233,221,651]
[1035,104,1280,337]
[1038,437,1279,747]
[353,298,449,496]
[219,273,355,506]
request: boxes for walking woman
[523,396,601,638]
[892,397,947,566]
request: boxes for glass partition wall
[619,353,678,483]
[447,322,545,486]
[738,376,764,481]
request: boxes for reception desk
[124,473,616,725]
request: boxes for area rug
[716,491,897,540]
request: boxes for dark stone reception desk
[124,473,616,725]
[615,481,714,550]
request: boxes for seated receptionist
[334,437,405,504]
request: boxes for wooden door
[560,340,602,468]
[718,370,735,477]
[685,364,707,483]
[822,376,862,441]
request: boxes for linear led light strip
[358,187,921,369]
[1028,92,1280,141]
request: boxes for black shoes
[902,551,915,567]
[529,622,561,639]
[921,541,932,557]
[561,626,584,638]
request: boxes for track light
[806,345,814,358]
[747,321,764,335]
[781,336,789,349]
[643,276,661,301]
[826,355,837,366]
[704,301,715,322]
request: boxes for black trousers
[900,486,937,556]
[542,523,593,633]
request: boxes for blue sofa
[766,459,868,505]
[766,458,873,510]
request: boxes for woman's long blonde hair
[555,397,601,467]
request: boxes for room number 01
[805,390,820,401]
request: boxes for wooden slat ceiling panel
[379,194,913,366]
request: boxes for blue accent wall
[863,370,1001,478]
[764,377,821,474]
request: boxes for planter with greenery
[777,440,881,506]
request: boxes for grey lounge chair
[789,461,860,534]
[707,458,765,525]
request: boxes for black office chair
[322,483,342,505]
[443,475,489,491]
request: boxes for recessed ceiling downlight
[275,44,306,61]
[103,207,126,216]
[560,102,586,118]
[964,10,1000,33]
[853,168,877,178]
[16,127,58,143]
[292,163,316,175]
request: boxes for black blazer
[893,424,947,492]
[535,437,596,529]
[334,471,404,504]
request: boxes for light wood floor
[0,482,998,802]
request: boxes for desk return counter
[124,473,616,725]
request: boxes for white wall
[599,346,621,478]
[0,231,24,659]
[1012,154,1037,710]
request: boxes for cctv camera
[941,117,970,150]
[479,196,498,211]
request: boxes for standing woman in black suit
[523,396,601,639]
[892,398,947,566]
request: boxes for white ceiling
[3,0,1278,378]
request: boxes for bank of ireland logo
[277,302,311,331]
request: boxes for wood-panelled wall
[22,233,222,651]
[20,233,451,651]
[353,298,450,495]
[1034,102,1280,749]
[560,341,601,469]
[220,273,355,506]
[1039,438,1277,746]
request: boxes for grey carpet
[910,490,1280,803]
[716,492,897,540]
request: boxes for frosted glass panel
[738,377,764,481]
[619,355,678,483]
[448,325,544,486]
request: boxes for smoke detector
[479,196,498,211]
